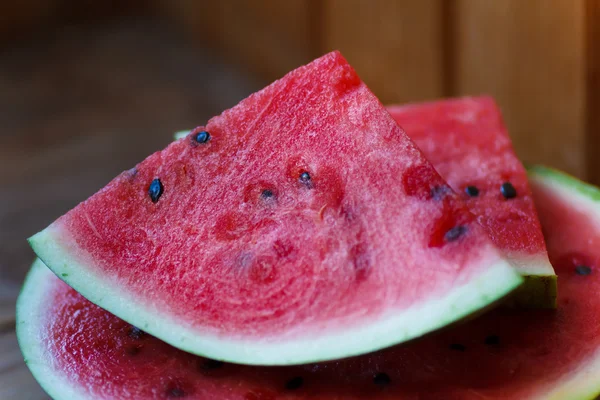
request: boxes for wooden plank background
[153,0,315,80]
[0,0,592,178]
[322,0,446,104]
[586,0,600,184]
[453,0,586,177]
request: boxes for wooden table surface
[0,18,264,399]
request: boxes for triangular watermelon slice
[388,98,557,308]
[28,52,521,365]
[17,166,600,399]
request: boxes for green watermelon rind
[528,165,600,400]
[528,165,600,204]
[28,225,522,366]
[16,259,92,400]
[173,130,190,140]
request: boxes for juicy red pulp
[37,175,600,399]
[56,53,494,340]
[389,98,548,258]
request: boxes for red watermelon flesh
[17,166,600,399]
[27,52,521,365]
[388,98,556,308]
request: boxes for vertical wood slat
[0,1,152,45]
[322,0,446,104]
[157,0,446,105]
[0,2,61,44]
[157,0,589,180]
[154,0,314,81]
[453,0,586,178]
[586,0,600,184]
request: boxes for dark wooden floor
[0,18,264,399]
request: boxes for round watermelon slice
[28,52,521,365]
[388,98,557,308]
[17,166,600,399]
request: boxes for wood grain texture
[0,2,60,44]
[322,0,445,104]
[586,0,600,184]
[155,0,314,80]
[453,0,586,178]
[0,0,151,45]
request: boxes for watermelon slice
[17,166,600,399]
[388,98,557,308]
[28,52,521,365]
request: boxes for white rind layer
[529,166,600,229]
[173,130,190,140]
[505,252,555,277]
[16,259,95,400]
[29,224,522,366]
[541,345,600,400]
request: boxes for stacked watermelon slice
[18,52,600,399]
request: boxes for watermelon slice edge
[29,229,520,366]
[27,51,523,366]
[388,97,557,308]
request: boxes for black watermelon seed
[465,185,479,197]
[299,171,313,188]
[484,335,500,346]
[126,345,143,356]
[373,373,391,386]
[431,185,451,200]
[299,171,311,182]
[445,225,467,242]
[167,387,186,398]
[285,376,304,390]
[261,189,274,199]
[127,326,145,340]
[575,265,592,275]
[500,182,517,199]
[148,178,164,203]
[201,359,225,370]
[194,130,211,144]
[449,343,466,351]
